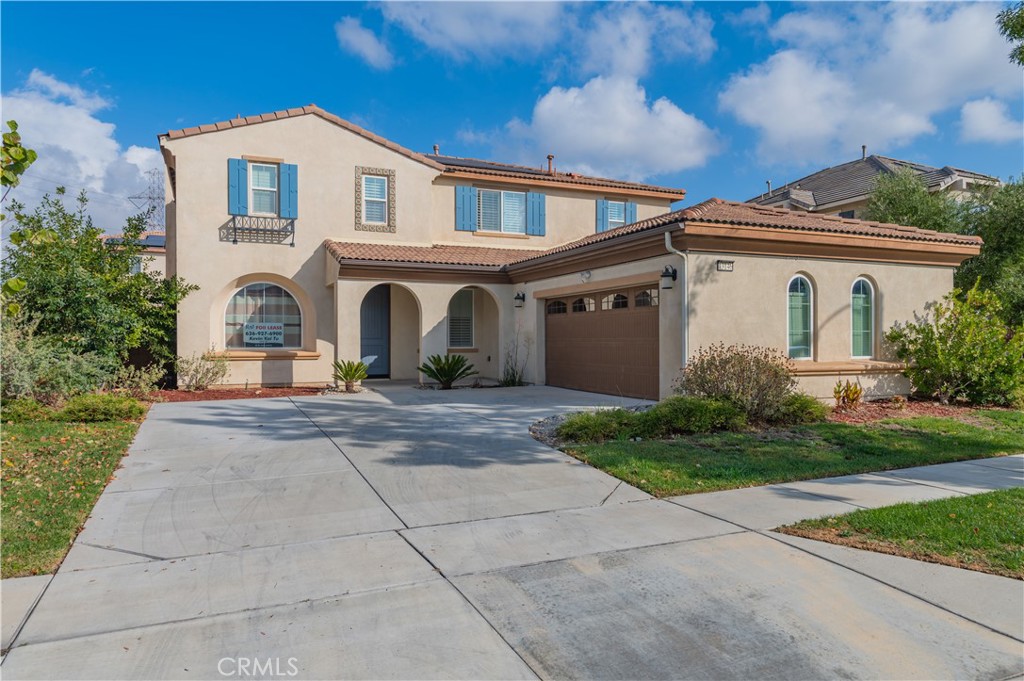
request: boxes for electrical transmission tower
[128,168,165,230]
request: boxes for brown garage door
[545,286,660,400]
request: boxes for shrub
[674,343,797,423]
[639,396,746,436]
[833,379,864,410]
[556,409,638,443]
[109,363,165,399]
[886,285,1024,406]
[56,393,145,422]
[500,327,531,387]
[779,393,830,425]
[332,360,369,393]
[1,317,116,405]
[175,350,229,391]
[1,398,56,423]
[418,354,478,390]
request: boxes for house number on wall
[717,260,735,272]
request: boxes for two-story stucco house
[158,105,981,400]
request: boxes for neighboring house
[101,232,167,276]
[748,153,1000,219]
[158,106,981,399]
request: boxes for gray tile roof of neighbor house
[748,155,1000,209]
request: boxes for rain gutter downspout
[664,229,689,368]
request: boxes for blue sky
[2,1,1022,230]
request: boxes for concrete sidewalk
[2,386,1021,680]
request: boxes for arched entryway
[445,286,501,381]
[359,283,421,379]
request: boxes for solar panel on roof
[434,155,549,176]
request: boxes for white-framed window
[225,282,302,349]
[363,175,388,224]
[249,163,279,216]
[478,189,526,234]
[787,275,813,360]
[448,289,474,348]
[129,257,143,275]
[851,278,875,359]
[607,201,626,229]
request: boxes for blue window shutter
[526,192,546,236]
[624,201,637,225]
[279,163,298,219]
[455,186,478,231]
[596,199,609,233]
[228,158,248,216]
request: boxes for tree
[2,190,196,364]
[998,1,1024,66]
[863,169,969,234]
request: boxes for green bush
[109,363,165,398]
[418,354,478,390]
[175,350,229,391]
[56,394,145,422]
[332,360,369,392]
[1,398,56,423]
[778,393,830,425]
[556,409,638,443]
[1,317,116,405]
[886,285,1024,407]
[674,343,797,423]
[640,396,747,436]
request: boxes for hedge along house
[159,105,981,399]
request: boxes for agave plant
[332,359,369,393]
[418,354,478,390]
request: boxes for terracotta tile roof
[434,155,686,197]
[160,105,447,171]
[324,240,543,268]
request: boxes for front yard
[562,410,1024,497]
[1,420,139,577]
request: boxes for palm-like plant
[332,359,369,393]
[418,354,478,390]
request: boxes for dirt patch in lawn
[828,399,992,425]
[151,386,329,402]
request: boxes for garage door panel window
[601,293,629,310]
[635,288,658,307]
[448,289,474,348]
[572,297,595,313]
[851,278,874,358]
[546,300,568,315]
[225,283,302,349]
[787,276,813,359]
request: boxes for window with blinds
[448,289,474,348]
[478,189,526,233]
[363,175,387,224]
[607,200,626,229]
[250,163,278,216]
[225,282,302,349]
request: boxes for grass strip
[779,488,1024,579]
[1,420,139,577]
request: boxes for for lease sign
[244,322,285,347]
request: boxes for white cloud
[335,17,394,70]
[719,3,1023,165]
[380,2,567,61]
[960,98,1024,144]
[505,76,718,181]
[727,3,770,27]
[1,71,160,232]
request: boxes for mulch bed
[827,398,987,425]
[150,386,329,402]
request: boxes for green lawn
[1,420,139,577]
[779,488,1024,579]
[564,411,1024,497]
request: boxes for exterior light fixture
[580,270,592,282]
[660,265,677,290]
[513,291,526,308]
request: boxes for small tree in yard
[886,285,1024,407]
[675,344,797,423]
[2,191,196,365]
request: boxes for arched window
[601,293,629,310]
[225,283,301,349]
[851,278,874,358]
[546,300,568,315]
[635,288,658,307]
[572,297,595,313]
[787,276,812,359]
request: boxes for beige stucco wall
[162,114,674,386]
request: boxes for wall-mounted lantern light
[660,265,678,290]
[513,291,526,308]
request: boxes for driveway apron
[2,385,1021,680]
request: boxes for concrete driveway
[2,383,1022,680]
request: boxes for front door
[360,284,390,377]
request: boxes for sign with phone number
[244,322,285,347]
